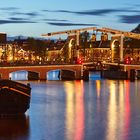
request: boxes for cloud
[9,17,28,21]
[54,9,116,16]
[0,7,19,11]
[43,8,140,25]
[43,8,140,16]
[43,18,69,22]
[0,6,41,18]
[10,11,40,18]
[26,12,40,17]
[0,19,36,24]
[120,15,140,23]
[47,22,98,26]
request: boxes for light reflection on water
[64,81,85,140]
[1,71,140,140]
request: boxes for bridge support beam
[75,70,82,80]
[120,35,124,62]
[1,73,9,79]
[0,68,10,79]
[111,34,124,63]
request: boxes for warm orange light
[64,81,85,140]
[96,80,101,98]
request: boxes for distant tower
[0,33,7,43]
[0,33,7,62]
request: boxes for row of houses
[0,33,140,65]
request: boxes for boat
[0,79,31,116]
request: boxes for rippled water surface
[1,72,140,140]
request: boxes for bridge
[42,26,140,63]
[0,26,140,81]
[0,64,83,80]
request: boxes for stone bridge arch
[46,69,60,80]
[9,70,40,80]
[46,68,77,80]
[0,67,42,80]
[9,70,28,80]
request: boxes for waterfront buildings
[0,32,140,65]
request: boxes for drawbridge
[42,26,140,62]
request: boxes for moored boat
[0,79,31,116]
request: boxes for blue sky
[0,0,140,38]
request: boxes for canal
[1,71,140,140]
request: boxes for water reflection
[106,80,131,140]
[89,71,101,80]
[65,81,84,140]
[123,81,130,140]
[118,81,125,139]
[106,81,118,140]
[5,71,140,140]
[65,82,75,140]
[96,80,101,98]
[0,115,30,140]
[75,81,84,140]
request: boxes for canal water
[1,71,140,140]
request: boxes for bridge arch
[47,69,60,80]
[46,68,76,80]
[10,70,28,80]
[9,70,40,80]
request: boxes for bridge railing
[0,60,83,67]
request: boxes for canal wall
[101,70,128,79]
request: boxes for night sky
[0,0,140,38]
